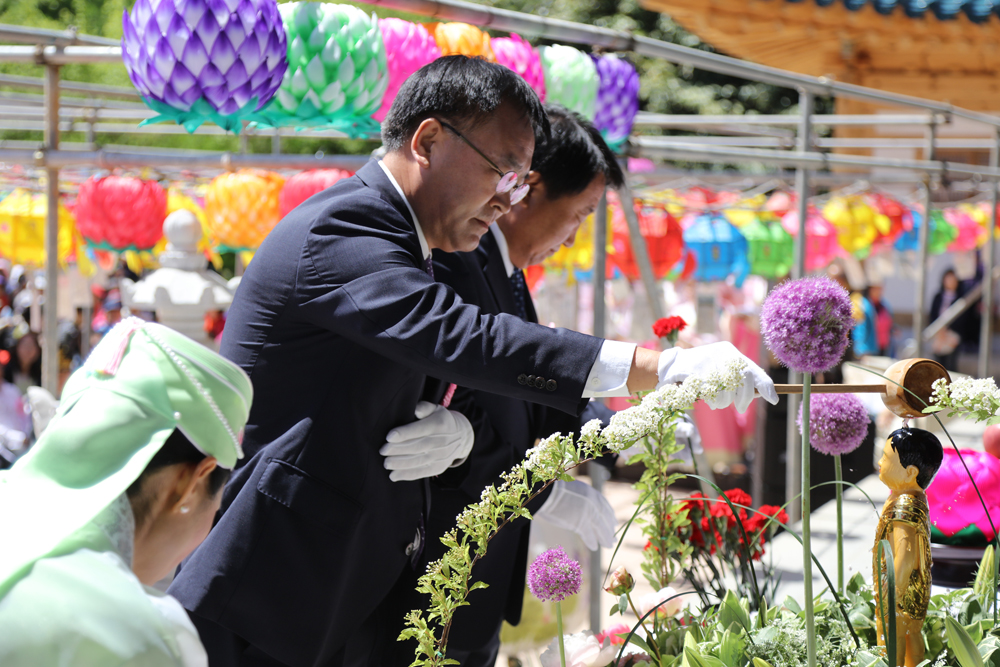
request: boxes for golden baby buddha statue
[873,427,943,667]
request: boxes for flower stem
[801,373,816,667]
[626,594,661,662]
[556,601,566,667]
[835,453,844,595]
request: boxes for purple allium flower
[528,546,582,602]
[797,393,870,456]
[760,276,855,374]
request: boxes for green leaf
[618,594,629,616]
[782,596,802,614]
[946,616,986,667]
[718,590,751,633]
[752,659,774,667]
[468,581,489,592]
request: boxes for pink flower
[636,586,685,619]
[760,276,854,374]
[595,623,631,646]
[528,546,583,602]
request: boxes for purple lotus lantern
[591,54,639,150]
[122,0,288,133]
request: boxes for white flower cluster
[602,358,748,452]
[931,376,1000,422]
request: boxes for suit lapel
[480,233,519,317]
[354,160,424,265]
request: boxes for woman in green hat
[0,317,253,667]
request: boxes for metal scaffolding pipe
[0,46,124,64]
[0,147,371,171]
[0,73,140,99]
[914,123,937,359]
[42,64,59,396]
[0,23,118,47]
[633,138,1000,179]
[981,132,1000,378]
[632,113,948,128]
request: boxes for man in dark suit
[169,56,776,667]
[380,106,626,667]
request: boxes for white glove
[380,401,474,482]
[535,480,617,551]
[656,341,778,413]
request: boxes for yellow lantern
[822,195,878,257]
[425,22,495,61]
[204,170,286,251]
[0,188,77,266]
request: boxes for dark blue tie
[509,269,528,321]
[423,255,434,280]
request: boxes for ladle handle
[773,383,886,395]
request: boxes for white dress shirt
[378,160,636,399]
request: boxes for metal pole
[914,119,937,359]
[589,189,609,635]
[272,129,281,155]
[42,63,60,396]
[981,130,1000,378]
[786,89,812,524]
[616,182,666,320]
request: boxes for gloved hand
[380,401,474,482]
[535,480,618,551]
[656,342,778,413]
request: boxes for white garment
[0,495,207,667]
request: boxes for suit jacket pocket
[256,458,363,532]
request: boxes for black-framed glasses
[438,120,530,205]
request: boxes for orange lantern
[204,170,285,251]
[425,22,495,61]
[75,175,166,251]
[279,169,354,218]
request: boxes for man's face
[877,438,915,490]
[502,174,607,269]
[413,103,535,253]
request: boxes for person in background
[0,318,253,667]
[853,284,892,358]
[5,328,41,394]
[0,349,31,458]
[929,269,976,371]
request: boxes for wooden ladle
[767,358,951,419]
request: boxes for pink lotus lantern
[491,34,545,102]
[279,169,354,218]
[945,206,986,252]
[75,176,167,251]
[373,19,441,122]
[781,206,840,271]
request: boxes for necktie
[509,269,528,321]
[423,255,435,280]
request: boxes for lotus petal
[290,68,309,98]
[197,61,225,88]
[276,88,298,112]
[289,35,307,67]
[194,11,221,54]
[205,0,230,31]
[320,38,342,66]
[180,35,210,77]
[224,14,247,51]
[152,37,177,82]
[230,81,252,108]
[238,32,262,74]
[210,32,237,74]
[166,13,192,60]
[336,54,354,87]
[227,59,249,89]
[305,54,327,89]
[175,0,206,30]
[154,0,175,34]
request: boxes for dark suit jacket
[391,232,613,656]
[167,160,603,667]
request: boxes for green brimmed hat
[0,317,253,597]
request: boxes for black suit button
[546,379,557,392]
[527,375,536,385]
[517,374,528,385]
[534,377,545,389]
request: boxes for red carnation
[653,316,688,340]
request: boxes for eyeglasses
[438,120,530,205]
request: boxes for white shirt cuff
[581,340,636,398]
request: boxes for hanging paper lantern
[895,209,957,255]
[591,54,639,150]
[764,191,796,218]
[75,176,167,251]
[491,34,545,102]
[539,45,597,119]
[204,170,285,250]
[0,189,78,266]
[682,214,750,286]
[741,215,794,279]
[425,22,494,60]
[781,207,840,271]
[121,0,288,133]
[374,19,440,122]
[256,3,387,136]
[822,196,878,257]
[945,205,988,252]
[868,193,907,241]
[279,168,353,217]
[722,194,769,228]
[607,194,683,280]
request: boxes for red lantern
[279,169,354,218]
[608,193,683,280]
[75,176,167,251]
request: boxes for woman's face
[944,272,959,291]
[16,335,39,369]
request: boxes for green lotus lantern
[742,215,794,279]
[539,45,597,119]
[260,2,388,136]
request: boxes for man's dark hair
[381,55,549,152]
[889,427,943,489]
[126,428,232,527]
[530,104,625,200]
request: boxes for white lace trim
[93,493,135,568]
